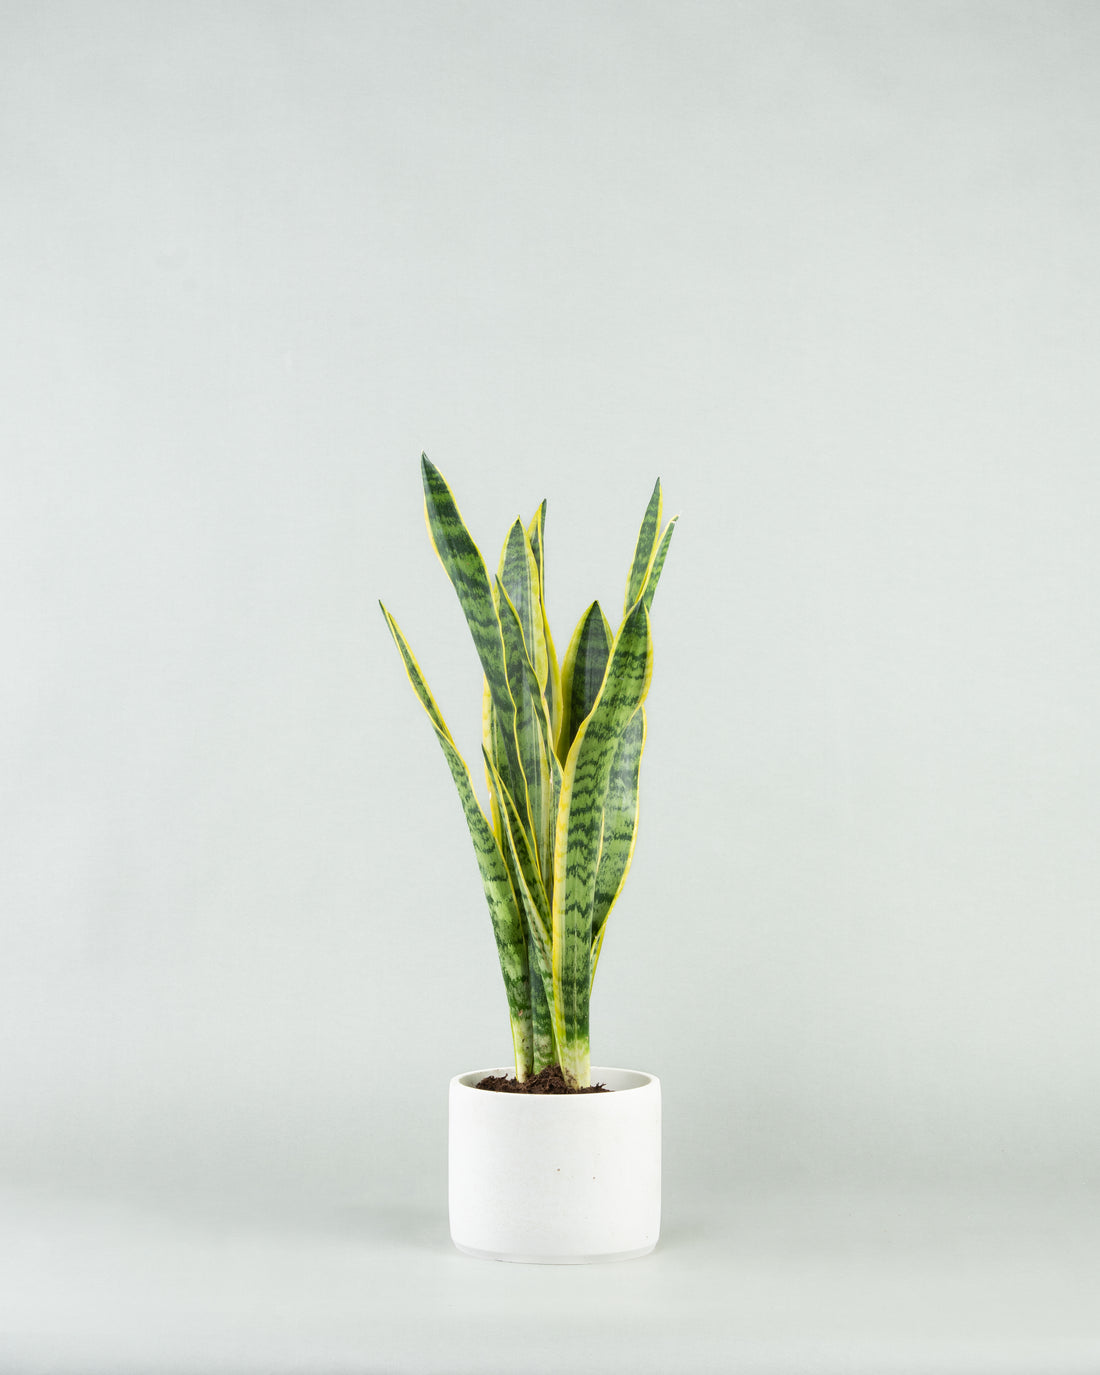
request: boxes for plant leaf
[589,706,646,988]
[380,602,533,1076]
[498,519,548,698]
[527,502,563,743]
[484,750,553,967]
[481,676,502,842]
[420,455,525,809]
[527,500,546,595]
[556,600,613,761]
[622,478,662,618]
[485,748,558,1070]
[541,613,562,748]
[496,577,554,874]
[641,516,678,615]
[496,577,564,891]
[552,598,654,1086]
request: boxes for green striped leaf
[556,600,613,761]
[527,501,546,595]
[498,826,555,1074]
[380,602,533,1077]
[420,456,525,808]
[527,502,563,744]
[527,938,555,1071]
[541,614,562,748]
[641,516,678,615]
[496,578,551,873]
[485,751,559,1072]
[622,478,662,618]
[498,519,548,698]
[484,750,552,959]
[551,598,655,1086]
[590,706,646,988]
[481,677,503,842]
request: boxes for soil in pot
[475,1064,610,1095]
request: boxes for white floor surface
[2,1184,1099,1374]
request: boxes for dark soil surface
[475,1064,610,1094]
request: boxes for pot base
[449,1065,661,1265]
[454,1240,658,1265]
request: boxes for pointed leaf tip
[622,480,664,619]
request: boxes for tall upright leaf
[420,456,525,811]
[552,598,654,1086]
[556,600,613,761]
[484,750,558,1071]
[527,502,563,744]
[483,752,553,961]
[581,509,676,980]
[498,519,547,691]
[525,923,555,1071]
[541,617,562,747]
[380,602,533,1077]
[527,501,546,598]
[495,797,555,1073]
[622,478,663,618]
[641,516,678,615]
[589,706,647,986]
[496,578,552,871]
[481,677,504,841]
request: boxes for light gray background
[2,3,1099,1371]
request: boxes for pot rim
[451,1065,658,1095]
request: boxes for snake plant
[381,457,676,1088]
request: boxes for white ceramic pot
[448,1065,661,1264]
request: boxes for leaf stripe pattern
[526,502,563,742]
[642,516,678,614]
[495,811,555,1073]
[527,501,546,594]
[556,600,613,762]
[496,579,551,872]
[499,519,546,691]
[481,677,501,840]
[420,456,526,812]
[590,705,647,985]
[380,602,533,1077]
[623,478,663,618]
[484,750,553,961]
[551,598,654,1086]
[485,750,558,1071]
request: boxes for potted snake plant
[381,456,676,1263]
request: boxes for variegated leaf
[496,578,552,873]
[552,598,654,1086]
[527,502,563,743]
[622,478,662,618]
[380,602,533,1077]
[590,706,647,987]
[484,751,558,1072]
[556,600,613,761]
[420,456,525,808]
[498,518,547,692]
[642,516,678,614]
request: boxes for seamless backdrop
[2,1,1099,1218]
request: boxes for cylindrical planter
[448,1065,661,1264]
